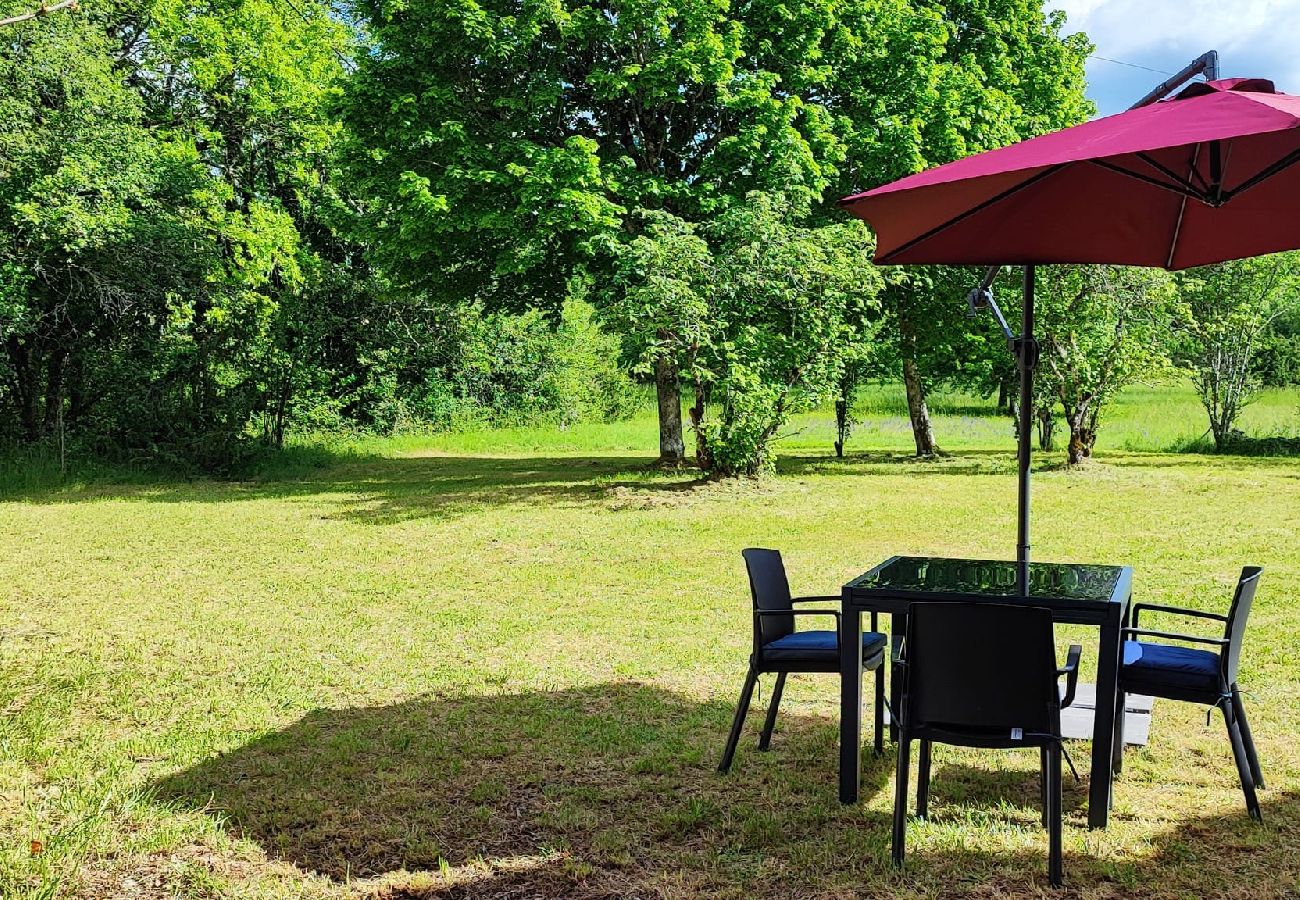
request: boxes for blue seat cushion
[763,630,887,663]
[1121,640,1222,692]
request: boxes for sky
[1050,0,1300,116]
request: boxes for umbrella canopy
[840,78,1300,270]
[838,76,1300,577]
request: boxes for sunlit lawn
[1,382,1299,897]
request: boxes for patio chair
[891,602,1082,888]
[1117,566,1264,820]
[718,548,887,773]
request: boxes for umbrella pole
[1017,264,1036,594]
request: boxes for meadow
[2,382,1299,898]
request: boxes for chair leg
[1047,742,1063,888]
[892,736,911,868]
[718,666,759,773]
[1223,700,1262,821]
[1113,690,1126,775]
[874,661,885,756]
[758,672,786,751]
[1040,746,1050,829]
[916,739,932,820]
[1231,688,1265,789]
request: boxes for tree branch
[0,0,78,28]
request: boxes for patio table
[839,556,1132,829]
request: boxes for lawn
[1,383,1299,898]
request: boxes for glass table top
[846,556,1125,603]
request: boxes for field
[2,382,1299,898]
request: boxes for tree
[1176,254,1300,450]
[1033,266,1178,465]
[341,0,843,464]
[821,2,1093,455]
[695,194,882,475]
[340,0,1094,465]
[606,211,714,465]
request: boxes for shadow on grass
[152,682,894,894]
[4,455,717,523]
[150,680,1300,896]
[779,449,1022,479]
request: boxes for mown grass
[1,382,1299,898]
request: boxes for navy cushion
[763,630,887,663]
[1121,640,1222,692]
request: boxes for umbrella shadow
[151,682,895,893]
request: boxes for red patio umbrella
[839,77,1300,576]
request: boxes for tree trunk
[996,371,1015,416]
[834,371,853,458]
[689,378,711,470]
[654,356,685,465]
[42,345,66,437]
[834,395,848,458]
[1036,405,1056,452]
[7,336,41,441]
[901,357,938,457]
[1064,404,1094,465]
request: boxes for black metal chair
[718,548,887,773]
[891,602,1081,888]
[1117,566,1264,820]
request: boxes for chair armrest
[1057,644,1082,709]
[1131,602,1228,629]
[790,595,843,604]
[757,609,841,625]
[1123,627,1228,647]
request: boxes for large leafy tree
[0,0,356,466]
[825,2,1093,456]
[342,0,1092,464]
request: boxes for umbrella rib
[876,164,1066,263]
[1165,143,1201,269]
[1087,159,1208,202]
[1221,145,1300,202]
[1134,152,1208,197]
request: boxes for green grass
[2,381,1300,898]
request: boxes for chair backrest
[1223,566,1263,684]
[903,602,1059,737]
[742,548,794,647]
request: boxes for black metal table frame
[838,557,1132,830]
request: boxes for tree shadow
[148,680,1300,896]
[5,455,721,524]
[151,682,894,895]
[901,789,1300,897]
[779,449,1021,478]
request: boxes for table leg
[890,612,906,743]
[839,597,862,804]
[1089,609,1122,829]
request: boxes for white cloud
[1051,0,1300,112]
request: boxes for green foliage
[1254,305,1300,387]
[1034,265,1180,464]
[1175,255,1300,449]
[710,197,884,475]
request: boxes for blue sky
[1051,1,1300,116]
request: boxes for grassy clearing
[273,380,1300,462]
[1,382,1299,898]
